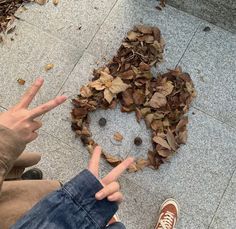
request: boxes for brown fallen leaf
[35,0,47,5]
[148,92,167,108]
[127,162,138,172]
[122,89,134,107]
[133,89,145,105]
[153,136,171,150]
[136,25,153,34]
[80,86,92,98]
[45,63,54,71]
[53,0,59,6]
[166,129,178,151]
[113,132,123,142]
[145,113,154,127]
[157,149,172,158]
[17,78,26,85]
[136,158,150,170]
[127,31,140,41]
[157,80,174,96]
[102,152,122,167]
[109,77,130,94]
[160,0,166,7]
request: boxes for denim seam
[62,187,102,229]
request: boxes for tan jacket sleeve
[0,125,26,193]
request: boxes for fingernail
[95,192,104,200]
[36,77,44,83]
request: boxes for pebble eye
[134,137,142,146]
[98,118,107,127]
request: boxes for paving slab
[25,130,89,183]
[41,52,98,147]
[15,0,117,48]
[86,0,201,72]
[122,108,236,225]
[0,21,81,109]
[113,177,161,229]
[178,22,236,124]
[209,169,236,229]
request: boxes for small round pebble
[134,137,142,146]
[98,117,107,127]
[203,26,211,32]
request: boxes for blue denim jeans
[11,169,126,229]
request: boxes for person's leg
[0,180,61,229]
[5,152,42,180]
[106,222,126,229]
[155,198,179,229]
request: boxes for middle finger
[95,181,120,200]
[29,96,67,119]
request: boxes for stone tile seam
[17,19,79,50]
[138,2,236,35]
[51,0,119,103]
[175,22,201,67]
[192,106,236,131]
[207,167,236,228]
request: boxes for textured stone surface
[167,0,236,33]
[15,0,117,48]
[116,177,161,229]
[89,105,153,159]
[0,0,235,228]
[209,169,236,229]
[178,22,236,123]
[123,108,236,225]
[25,130,89,183]
[87,0,201,72]
[41,52,98,148]
[0,21,81,109]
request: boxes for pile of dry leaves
[0,0,49,37]
[71,25,196,172]
[0,0,26,34]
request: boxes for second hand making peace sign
[88,146,134,203]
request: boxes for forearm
[12,169,118,229]
[0,125,26,192]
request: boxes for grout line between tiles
[208,167,236,228]
[192,106,236,131]
[175,23,201,67]
[20,20,78,50]
[52,0,119,99]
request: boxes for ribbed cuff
[63,169,118,228]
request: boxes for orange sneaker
[155,198,180,229]
[107,214,119,226]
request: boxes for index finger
[18,78,44,108]
[29,95,67,119]
[102,157,134,185]
[88,146,102,177]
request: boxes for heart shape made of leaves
[71,25,196,172]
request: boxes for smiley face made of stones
[71,25,196,172]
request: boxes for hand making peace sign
[89,146,134,203]
[0,77,67,143]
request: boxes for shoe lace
[158,211,175,229]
